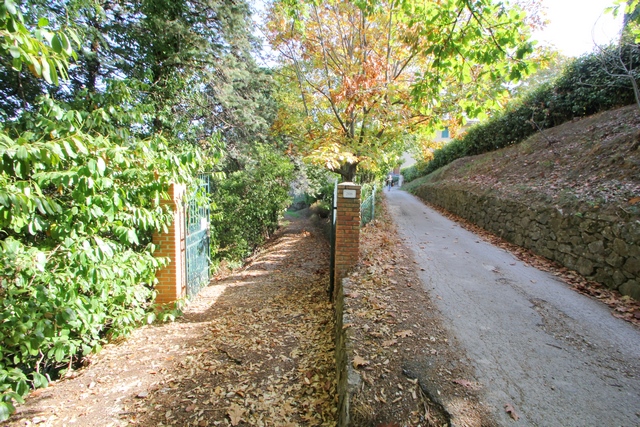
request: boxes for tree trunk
[337,162,358,182]
[86,37,100,94]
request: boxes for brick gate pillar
[334,182,361,299]
[152,183,187,304]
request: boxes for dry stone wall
[335,278,361,427]
[413,183,640,300]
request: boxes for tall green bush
[210,145,293,262]
[401,161,429,182]
[0,97,204,419]
[0,6,208,418]
[418,44,640,177]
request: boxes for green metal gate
[360,185,376,226]
[185,175,210,297]
[328,179,338,299]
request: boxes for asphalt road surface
[386,188,640,427]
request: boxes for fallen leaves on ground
[227,404,243,426]
[7,217,336,427]
[504,403,519,421]
[395,330,414,338]
[353,355,370,368]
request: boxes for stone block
[612,238,629,257]
[619,280,640,300]
[613,270,627,286]
[623,257,640,275]
[576,257,594,276]
[581,232,597,244]
[587,240,604,254]
[537,211,550,225]
[579,219,600,233]
[549,217,563,230]
[593,267,613,284]
[513,233,524,246]
[601,226,615,241]
[563,254,578,270]
[569,235,583,246]
[558,244,572,254]
[605,253,624,268]
[539,248,554,259]
[622,223,640,242]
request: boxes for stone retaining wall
[413,184,640,300]
[335,278,361,427]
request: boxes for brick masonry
[334,183,361,297]
[152,183,187,304]
[332,183,361,426]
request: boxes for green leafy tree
[267,0,535,181]
[0,0,78,119]
[0,2,209,420]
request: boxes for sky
[532,0,625,57]
[252,0,626,62]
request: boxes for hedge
[412,44,640,178]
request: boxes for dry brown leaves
[443,105,640,211]
[8,218,337,427]
[503,403,519,421]
[343,200,492,427]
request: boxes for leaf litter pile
[343,200,497,427]
[8,217,336,427]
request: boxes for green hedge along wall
[403,44,640,179]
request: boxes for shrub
[401,161,429,182]
[419,44,640,177]
[210,145,294,262]
[0,98,203,418]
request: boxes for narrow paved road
[386,189,640,427]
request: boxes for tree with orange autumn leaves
[267,0,539,181]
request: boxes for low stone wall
[413,183,640,300]
[335,278,361,427]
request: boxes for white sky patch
[532,0,624,57]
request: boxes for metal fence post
[328,179,338,299]
[371,185,376,222]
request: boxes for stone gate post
[152,183,187,304]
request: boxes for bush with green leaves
[0,95,204,418]
[417,44,640,178]
[210,145,294,262]
[401,161,430,183]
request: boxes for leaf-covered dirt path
[7,217,336,427]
